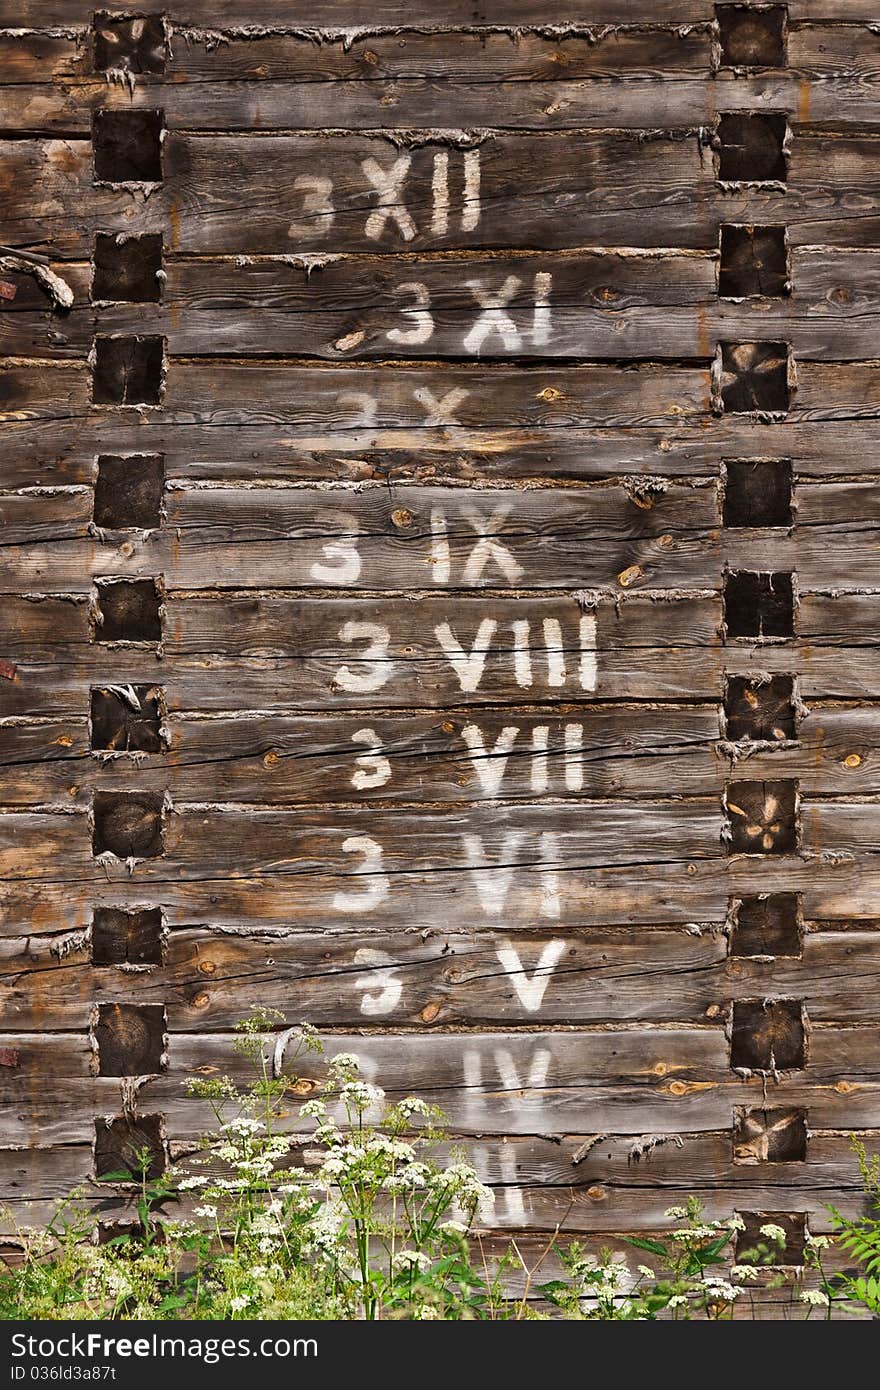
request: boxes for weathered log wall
[1,4,878,1304]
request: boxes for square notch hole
[723,460,792,527]
[93,336,165,406]
[95,1002,166,1076]
[717,113,788,182]
[730,999,805,1071]
[735,1212,806,1266]
[93,791,166,859]
[94,1114,165,1179]
[734,1108,807,1164]
[90,684,164,753]
[93,453,164,530]
[93,578,162,645]
[92,906,163,966]
[724,675,797,741]
[93,13,168,75]
[726,779,798,854]
[716,6,786,69]
[93,109,163,184]
[724,571,795,639]
[731,893,802,957]
[718,342,790,414]
[92,234,163,303]
[719,226,789,299]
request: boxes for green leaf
[628,1237,668,1258]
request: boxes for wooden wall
[1,3,879,1300]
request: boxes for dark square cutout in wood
[734,1108,807,1164]
[93,13,167,75]
[95,1003,166,1077]
[94,453,164,530]
[726,779,798,854]
[93,109,163,184]
[92,906,163,966]
[90,684,164,753]
[723,459,792,527]
[93,336,164,406]
[731,893,802,957]
[718,342,790,414]
[93,791,165,860]
[94,1114,165,1180]
[716,6,786,69]
[724,571,795,639]
[731,999,805,1071]
[93,578,162,645]
[717,113,788,182]
[724,675,797,741]
[735,1212,806,1266]
[92,233,163,303]
[719,226,789,298]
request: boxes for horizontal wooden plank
[2,926,879,1031]
[5,417,880,491]
[8,248,880,362]
[2,1025,880,1145]
[10,479,880,590]
[6,701,880,807]
[3,2,870,27]
[9,131,880,258]
[6,72,880,133]
[0,705,723,806]
[0,591,725,716]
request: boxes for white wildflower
[725,1214,746,1232]
[731,1264,760,1281]
[805,1234,830,1250]
[392,1249,432,1273]
[193,1205,218,1219]
[229,1295,248,1312]
[799,1289,829,1307]
[667,1294,689,1308]
[439,1220,467,1235]
[664,1206,688,1220]
[300,1099,326,1119]
[636,1265,655,1280]
[759,1223,787,1247]
[176,1175,208,1190]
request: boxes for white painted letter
[350,727,392,790]
[462,504,523,584]
[430,508,451,584]
[431,151,449,236]
[496,938,567,1013]
[332,835,390,913]
[532,271,553,347]
[579,614,598,691]
[461,150,481,232]
[542,618,567,688]
[461,723,519,797]
[435,617,497,692]
[512,620,532,688]
[387,281,434,346]
[335,622,392,693]
[413,386,469,425]
[463,277,522,355]
[310,511,361,585]
[287,175,335,239]
[362,154,416,242]
[353,947,402,1015]
[564,723,584,792]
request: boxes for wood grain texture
[2,2,878,1274]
